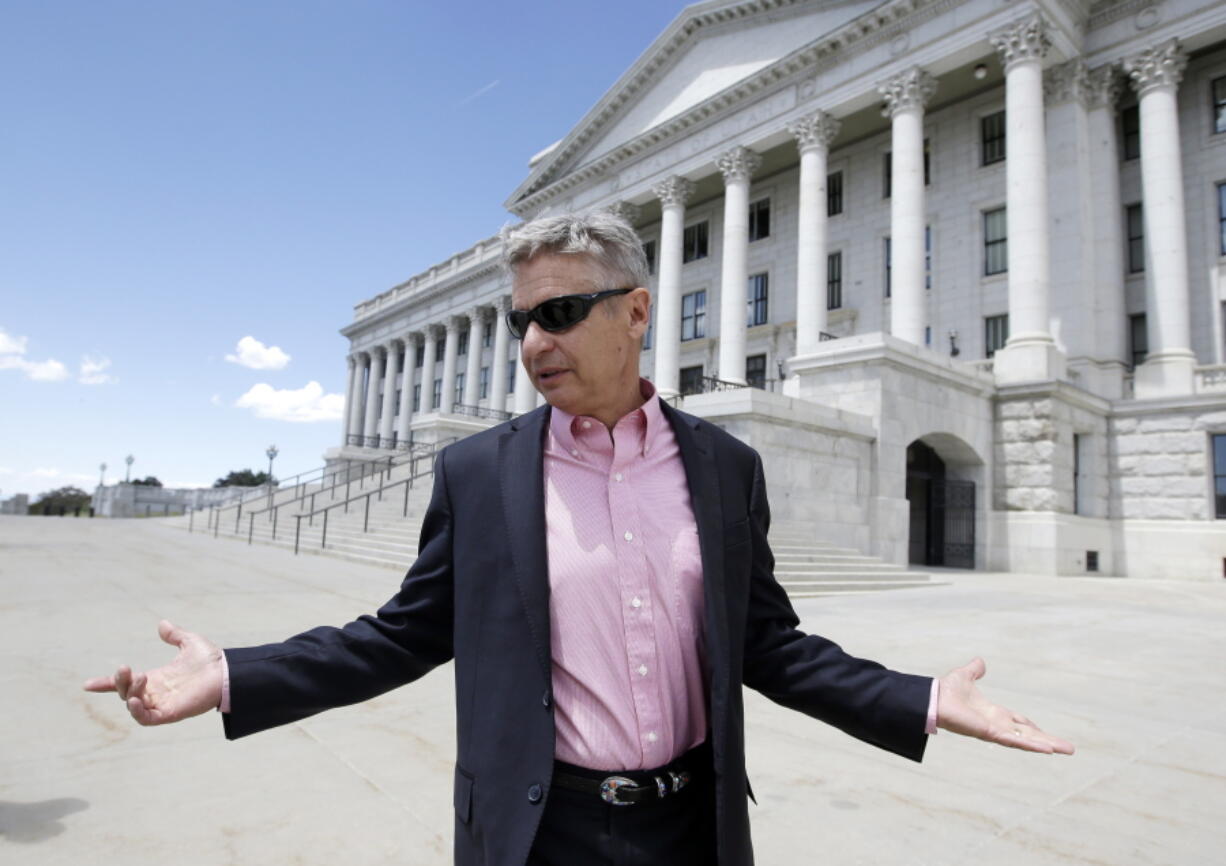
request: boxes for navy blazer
[223,402,932,865]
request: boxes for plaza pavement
[1,513,1223,865]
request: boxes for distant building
[329,0,1226,579]
[92,483,253,518]
[0,493,30,515]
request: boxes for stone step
[785,580,945,597]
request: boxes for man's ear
[626,287,651,338]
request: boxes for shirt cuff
[924,677,939,735]
[218,652,231,714]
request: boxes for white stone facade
[334,0,1226,580]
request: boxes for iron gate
[932,479,975,568]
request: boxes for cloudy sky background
[1,1,680,498]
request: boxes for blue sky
[0,1,683,498]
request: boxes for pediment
[506,0,882,210]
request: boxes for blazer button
[542,691,552,709]
[527,783,543,804]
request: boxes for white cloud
[225,336,291,370]
[1,467,98,498]
[79,355,116,385]
[0,327,70,382]
[234,381,344,423]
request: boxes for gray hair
[500,210,650,290]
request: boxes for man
[86,211,1073,865]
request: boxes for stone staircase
[767,522,940,597]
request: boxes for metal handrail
[451,403,513,422]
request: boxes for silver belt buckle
[599,775,638,806]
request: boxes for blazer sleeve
[738,453,932,762]
[221,451,458,740]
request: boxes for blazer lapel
[498,406,553,682]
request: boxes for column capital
[605,201,641,225]
[403,330,423,348]
[877,68,937,118]
[494,294,512,314]
[716,146,762,184]
[444,315,464,334]
[788,110,841,154]
[1043,60,1091,107]
[1123,39,1186,96]
[652,175,694,208]
[1085,63,1123,111]
[990,15,1051,72]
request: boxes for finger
[126,695,163,726]
[131,671,148,698]
[83,676,117,692]
[997,727,1055,754]
[158,619,185,648]
[964,657,986,681]
[114,665,133,701]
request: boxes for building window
[415,343,425,368]
[1213,434,1226,518]
[883,237,891,297]
[435,339,445,362]
[985,314,1009,358]
[747,273,768,326]
[681,290,706,341]
[748,198,771,241]
[643,240,656,276]
[507,362,516,395]
[984,208,1008,276]
[682,221,709,263]
[1073,433,1085,516]
[482,321,493,348]
[393,389,401,418]
[925,326,931,347]
[1122,105,1140,160]
[680,365,704,396]
[1130,313,1148,367]
[454,372,465,406]
[412,383,421,412]
[981,110,1006,165]
[925,225,932,290]
[1127,204,1145,273]
[883,142,930,197]
[1218,182,1226,255]
[827,251,843,310]
[827,171,843,216]
[459,331,470,357]
[1214,77,1226,135]
[746,354,767,390]
[479,366,490,400]
[431,378,442,410]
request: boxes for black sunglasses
[505,288,633,340]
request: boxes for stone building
[328,0,1226,580]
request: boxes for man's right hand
[83,620,224,725]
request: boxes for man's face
[511,253,649,424]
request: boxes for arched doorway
[906,439,976,568]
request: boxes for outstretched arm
[936,657,1074,755]
[83,620,224,725]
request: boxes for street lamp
[99,462,107,487]
[265,445,279,507]
[124,454,134,483]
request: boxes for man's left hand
[936,658,1075,755]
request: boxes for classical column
[651,176,694,398]
[362,346,385,443]
[463,309,484,407]
[1086,64,1128,394]
[440,318,461,414]
[490,297,511,413]
[397,332,420,437]
[878,68,935,347]
[716,146,762,384]
[513,339,535,415]
[419,325,439,413]
[378,340,401,445]
[789,111,841,357]
[1124,39,1195,398]
[990,16,1063,384]
[343,354,363,446]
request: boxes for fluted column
[1124,39,1195,398]
[344,354,363,445]
[878,68,935,347]
[513,336,535,414]
[716,146,762,384]
[378,340,401,445]
[490,297,511,413]
[990,16,1064,384]
[419,325,439,413]
[362,346,385,442]
[1086,65,1128,393]
[651,176,694,398]
[463,309,484,406]
[397,332,420,437]
[789,111,841,356]
[440,317,461,414]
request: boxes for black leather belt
[551,745,706,806]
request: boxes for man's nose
[520,321,554,359]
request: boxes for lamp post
[265,445,279,507]
[99,462,107,487]
[124,455,134,483]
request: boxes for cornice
[1088,0,1154,32]
[506,0,968,217]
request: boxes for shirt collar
[548,378,663,459]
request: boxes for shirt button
[582,420,592,429]
[569,449,579,458]
[528,783,543,804]
[637,664,648,677]
[631,597,642,608]
[614,473,623,482]
[646,732,658,743]
[623,531,633,542]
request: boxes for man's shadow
[0,798,89,843]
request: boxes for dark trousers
[528,742,718,866]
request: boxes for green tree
[130,476,163,487]
[30,486,92,515]
[213,469,272,488]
